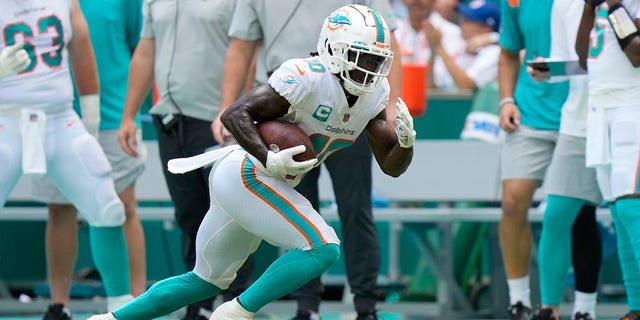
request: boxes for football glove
[395,98,416,148]
[0,42,31,78]
[265,145,317,179]
[584,0,604,7]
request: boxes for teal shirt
[73,0,150,129]
[499,0,568,131]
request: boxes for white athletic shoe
[87,312,117,320]
[107,294,134,312]
[209,298,255,320]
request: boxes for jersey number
[306,59,326,73]
[3,15,65,73]
[310,135,353,162]
[589,8,609,59]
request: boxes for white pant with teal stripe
[193,149,340,289]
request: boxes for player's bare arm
[214,38,260,144]
[385,34,403,125]
[365,110,412,177]
[68,0,98,95]
[68,0,101,137]
[605,0,640,66]
[118,38,155,157]
[497,48,521,132]
[621,17,640,66]
[122,39,155,123]
[221,84,290,166]
[576,3,596,70]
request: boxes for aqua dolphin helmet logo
[327,10,351,30]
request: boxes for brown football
[257,120,317,162]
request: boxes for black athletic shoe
[356,311,378,320]
[181,305,210,320]
[43,304,71,320]
[508,301,531,320]
[532,308,557,320]
[573,312,594,320]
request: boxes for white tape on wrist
[80,94,100,137]
[80,94,100,123]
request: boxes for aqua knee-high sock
[90,226,130,296]
[114,272,221,320]
[239,244,340,312]
[609,203,639,308]
[538,195,584,305]
[615,199,640,310]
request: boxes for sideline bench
[2,140,613,317]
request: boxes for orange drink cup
[400,64,428,117]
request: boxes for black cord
[166,0,184,118]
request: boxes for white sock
[87,313,117,320]
[212,298,255,319]
[573,291,597,318]
[107,294,134,312]
[507,275,531,308]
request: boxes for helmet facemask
[340,43,392,96]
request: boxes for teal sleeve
[114,272,221,319]
[499,0,522,53]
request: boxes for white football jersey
[268,57,389,185]
[0,0,74,110]
[588,0,640,108]
[550,0,590,137]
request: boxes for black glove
[584,0,605,6]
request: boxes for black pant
[153,115,252,310]
[572,204,602,293]
[291,134,380,314]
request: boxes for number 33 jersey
[268,57,389,167]
[0,0,74,110]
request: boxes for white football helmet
[317,5,394,96]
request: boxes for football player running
[88,5,414,320]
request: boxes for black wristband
[609,2,625,15]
